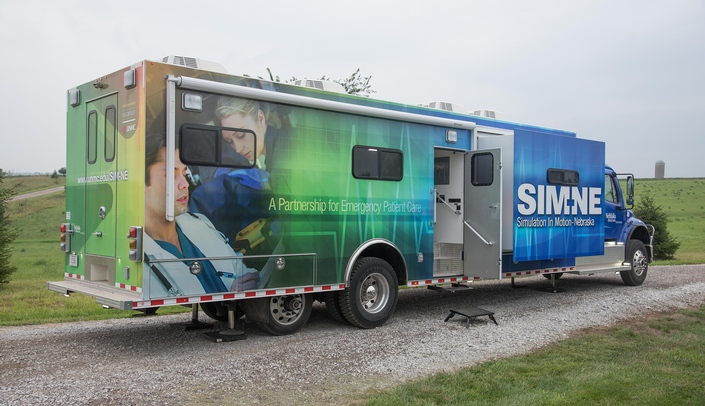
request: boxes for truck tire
[620,240,649,286]
[257,294,313,336]
[324,291,349,324]
[340,257,398,329]
[542,272,563,280]
[137,307,159,315]
[201,302,242,322]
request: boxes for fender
[344,238,408,286]
[623,218,655,262]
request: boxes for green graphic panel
[140,63,468,298]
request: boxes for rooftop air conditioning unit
[421,101,468,114]
[293,79,347,94]
[159,55,228,74]
[472,109,506,120]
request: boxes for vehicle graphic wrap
[512,132,605,261]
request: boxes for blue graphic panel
[513,132,605,261]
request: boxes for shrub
[634,195,681,260]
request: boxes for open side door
[463,148,502,279]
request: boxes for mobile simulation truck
[49,57,654,336]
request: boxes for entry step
[444,306,498,327]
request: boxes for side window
[352,145,403,181]
[104,105,116,163]
[546,168,579,186]
[179,124,253,168]
[604,174,618,204]
[87,110,98,165]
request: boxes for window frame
[470,152,494,186]
[104,105,116,163]
[87,110,98,165]
[352,145,403,181]
[178,123,256,169]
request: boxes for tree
[0,171,18,285]
[247,68,376,97]
[633,195,681,260]
[58,167,66,176]
[320,69,376,97]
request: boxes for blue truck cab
[601,166,654,285]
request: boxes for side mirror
[625,176,634,208]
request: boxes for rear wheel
[139,307,159,316]
[620,240,648,286]
[324,291,349,324]
[340,257,398,329]
[201,302,242,322]
[542,272,564,280]
[257,294,313,336]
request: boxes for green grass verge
[1,182,187,326]
[364,305,705,405]
[1,240,186,326]
[636,179,705,265]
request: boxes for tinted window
[179,124,254,168]
[471,153,493,186]
[353,145,403,181]
[104,106,116,162]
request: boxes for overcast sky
[1,0,703,178]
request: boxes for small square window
[182,93,203,112]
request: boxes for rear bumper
[47,279,140,310]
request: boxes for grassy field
[3,174,65,194]
[1,175,704,404]
[634,178,705,264]
[364,305,705,405]
[1,175,186,325]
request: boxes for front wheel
[340,257,398,329]
[620,240,649,286]
[257,294,313,336]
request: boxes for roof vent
[159,55,228,73]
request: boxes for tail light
[60,223,72,252]
[127,226,143,262]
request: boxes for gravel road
[8,186,64,202]
[1,265,704,405]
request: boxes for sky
[0,0,703,178]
